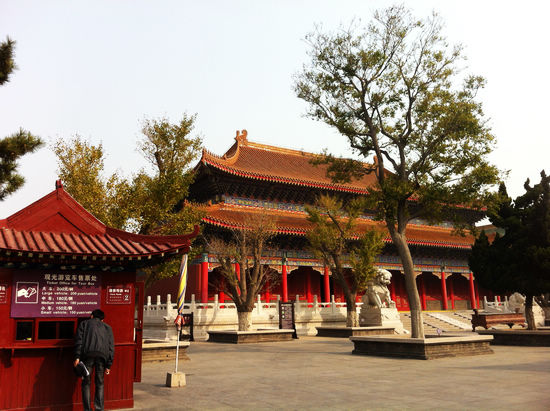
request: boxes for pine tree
[470,172,550,329]
[0,37,43,200]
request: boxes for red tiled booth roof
[0,181,199,266]
[199,130,379,194]
[202,202,475,250]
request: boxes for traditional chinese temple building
[0,181,197,410]
[179,130,497,310]
[172,130,490,312]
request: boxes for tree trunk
[525,293,537,330]
[391,231,425,338]
[346,304,358,327]
[237,310,252,331]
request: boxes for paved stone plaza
[130,336,550,410]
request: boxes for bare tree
[208,213,277,331]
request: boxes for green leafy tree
[306,195,385,326]
[470,172,550,329]
[1,37,43,200]
[54,115,204,286]
[53,135,135,229]
[295,6,499,337]
[132,114,202,235]
[207,212,278,331]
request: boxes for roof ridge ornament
[55,179,63,189]
[235,129,248,144]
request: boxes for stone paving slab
[128,336,550,410]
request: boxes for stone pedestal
[316,326,394,338]
[166,372,186,387]
[207,329,295,343]
[359,307,405,334]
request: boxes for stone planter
[142,340,190,363]
[350,334,494,360]
[316,326,395,338]
[477,329,550,346]
[207,329,296,344]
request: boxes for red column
[475,280,480,309]
[201,253,209,304]
[306,270,312,303]
[265,277,271,303]
[469,272,477,309]
[449,276,455,310]
[235,262,240,280]
[219,277,225,305]
[440,271,448,310]
[389,276,396,303]
[323,266,330,303]
[281,263,288,302]
[418,274,427,310]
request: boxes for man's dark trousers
[81,356,106,411]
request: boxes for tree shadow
[29,348,79,409]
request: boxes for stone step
[400,311,472,334]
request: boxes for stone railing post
[156,295,161,315]
[190,294,196,312]
[256,294,262,314]
[313,295,319,313]
[331,295,336,313]
[214,294,219,311]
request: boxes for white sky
[1,0,549,216]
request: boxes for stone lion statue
[507,292,526,313]
[362,268,395,309]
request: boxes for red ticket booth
[0,181,198,410]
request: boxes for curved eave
[0,225,200,266]
[0,247,186,268]
[202,217,472,250]
[202,159,371,195]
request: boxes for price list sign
[11,272,101,317]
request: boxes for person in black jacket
[74,309,114,411]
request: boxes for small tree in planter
[208,213,277,331]
[470,171,550,330]
[306,195,385,327]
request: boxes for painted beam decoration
[11,272,101,317]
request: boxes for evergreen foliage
[0,37,43,200]
[470,172,550,329]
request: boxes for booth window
[15,320,34,341]
[38,320,76,340]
